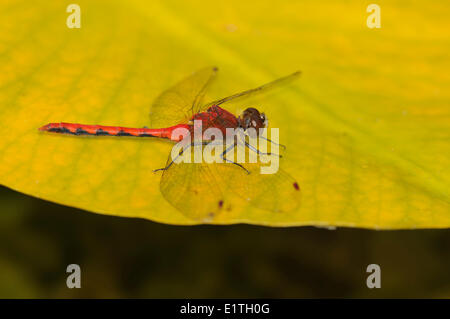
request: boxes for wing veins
[202,71,301,109]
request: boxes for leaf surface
[0,0,448,228]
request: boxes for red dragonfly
[40,67,301,221]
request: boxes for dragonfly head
[238,108,267,136]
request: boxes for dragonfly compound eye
[240,108,266,133]
[261,113,268,127]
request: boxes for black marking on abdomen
[76,128,89,135]
[49,127,73,134]
[138,133,156,137]
[95,129,111,136]
[117,131,133,136]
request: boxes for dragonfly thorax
[238,108,267,136]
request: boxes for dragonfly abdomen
[39,122,190,141]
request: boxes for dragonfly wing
[159,155,227,222]
[160,148,300,221]
[209,140,301,213]
[149,67,218,128]
[214,159,301,214]
[197,71,301,113]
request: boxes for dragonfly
[39,67,301,221]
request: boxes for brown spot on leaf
[293,182,300,191]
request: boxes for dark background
[1,185,449,298]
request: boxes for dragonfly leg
[259,136,286,150]
[153,141,211,173]
[221,143,250,174]
[244,141,282,158]
[153,157,178,173]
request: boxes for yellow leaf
[0,0,448,228]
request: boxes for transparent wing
[218,164,300,214]
[159,143,300,222]
[149,67,218,128]
[197,71,301,113]
[160,157,226,222]
[213,144,301,214]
